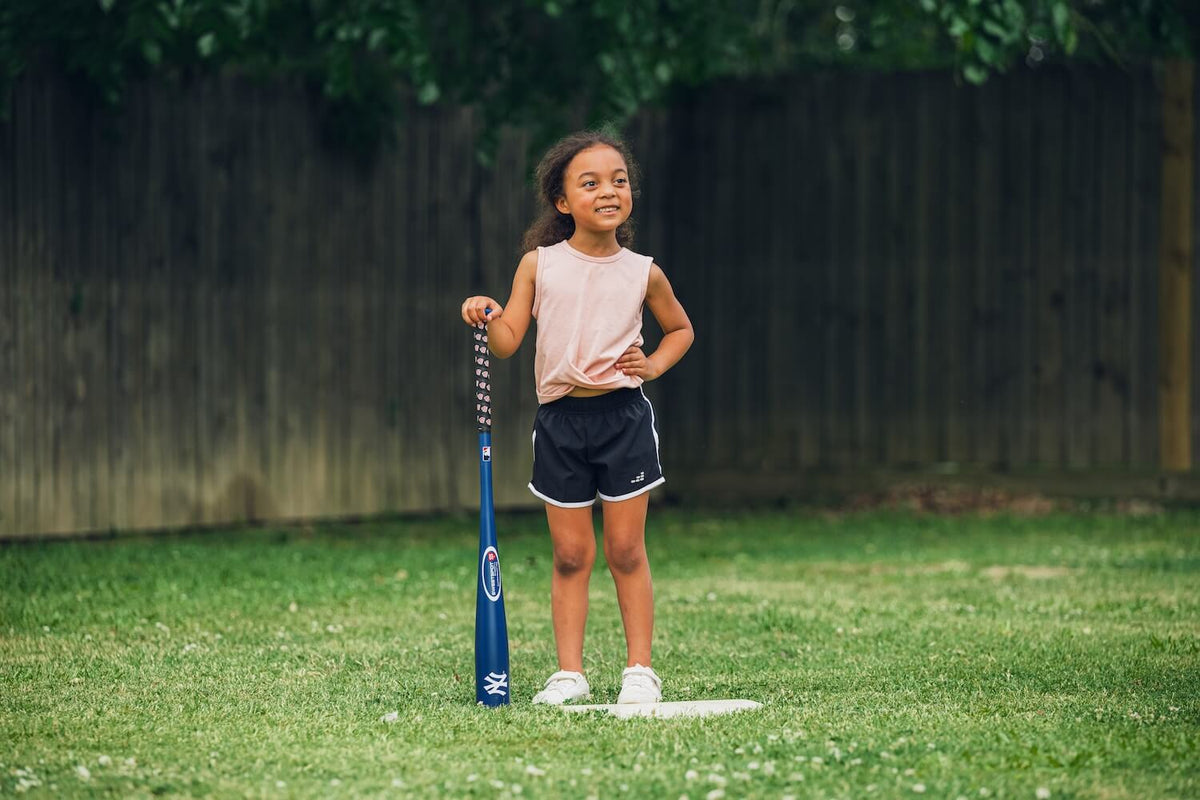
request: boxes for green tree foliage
[1,0,1194,153]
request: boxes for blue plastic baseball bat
[473,315,510,706]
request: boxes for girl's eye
[583,180,597,188]
[615,178,627,185]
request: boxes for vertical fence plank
[945,78,972,463]
[1127,68,1159,468]
[1158,59,1195,471]
[1010,70,1036,467]
[926,73,952,463]
[1034,70,1067,467]
[912,73,934,463]
[882,73,905,464]
[857,73,885,465]
[973,76,1003,466]
[1065,70,1097,467]
[1193,66,1200,467]
[0,87,14,535]
[818,73,844,466]
[1096,73,1133,466]
[793,79,822,468]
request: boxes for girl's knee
[553,545,595,577]
[604,540,647,575]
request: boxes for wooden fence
[1,66,1197,537]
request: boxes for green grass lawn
[2,508,1198,798]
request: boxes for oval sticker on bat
[481,546,502,601]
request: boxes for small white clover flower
[1036,789,1050,799]
[913,784,926,793]
[525,765,545,777]
[75,766,91,781]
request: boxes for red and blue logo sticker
[481,546,502,601]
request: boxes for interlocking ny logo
[483,672,509,697]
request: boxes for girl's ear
[554,196,570,215]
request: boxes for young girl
[460,130,693,704]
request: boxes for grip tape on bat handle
[473,312,492,432]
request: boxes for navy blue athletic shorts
[528,388,665,508]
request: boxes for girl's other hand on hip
[616,345,659,380]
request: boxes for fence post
[1159,59,1194,472]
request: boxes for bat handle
[473,309,492,432]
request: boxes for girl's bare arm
[460,251,537,359]
[616,263,694,379]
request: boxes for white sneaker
[531,670,590,705]
[617,664,662,704]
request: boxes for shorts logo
[481,546,502,601]
[630,471,645,484]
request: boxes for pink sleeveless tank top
[531,240,653,404]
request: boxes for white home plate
[562,699,761,719]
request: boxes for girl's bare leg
[600,493,653,667]
[544,504,597,672]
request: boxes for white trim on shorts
[639,387,663,475]
[597,476,666,503]
[528,483,596,508]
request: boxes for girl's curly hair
[521,128,641,253]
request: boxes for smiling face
[554,145,633,238]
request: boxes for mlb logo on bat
[482,446,491,462]
[483,671,508,697]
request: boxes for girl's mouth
[596,206,620,215]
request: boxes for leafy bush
[1,0,1193,154]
